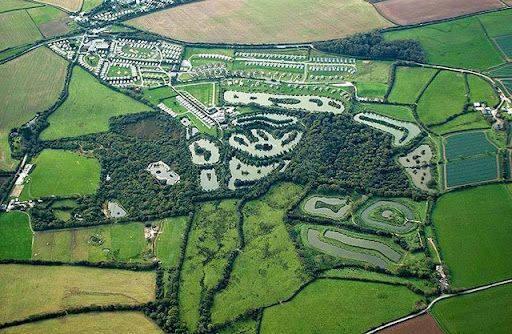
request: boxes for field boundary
[365,277,512,333]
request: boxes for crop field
[432,184,512,288]
[488,63,512,77]
[445,155,498,188]
[32,222,150,263]
[34,0,82,12]
[0,0,43,13]
[416,71,466,126]
[127,0,393,44]
[0,47,67,171]
[384,16,505,70]
[20,149,101,200]
[179,200,239,332]
[211,183,306,325]
[388,66,437,104]
[431,283,512,333]
[0,10,42,51]
[495,35,512,58]
[379,314,442,334]
[0,212,32,260]
[0,264,155,324]
[431,112,489,135]
[260,279,423,334]
[1,312,164,334]
[41,66,151,140]
[477,9,512,38]
[443,131,497,160]
[374,0,504,25]
[154,216,188,268]
[504,79,512,94]
[357,103,416,122]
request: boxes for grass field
[32,222,149,263]
[211,183,306,325]
[1,312,163,334]
[176,82,218,107]
[0,9,42,51]
[260,279,423,334]
[20,149,101,200]
[34,0,82,12]
[0,264,155,324]
[467,74,499,106]
[0,212,32,260]
[356,82,388,98]
[0,0,42,13]
[431,112,489,135]
[384,16,505,70]
[358,103,416,122]
[180,200,239,332]
[431,283,512,334]
[81,0,102,12]
[127,0,392,44]
[154,216,188,268]
[388,66,437,104]
[432,184,512,288]
[478,9,512,38]
[27,5,74,37]
[416,71,466,126]
[0,47,67,171]
[41,66,151,140]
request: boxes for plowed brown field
[127,0,393,44]
[378,314,443,334]
[374,0,505,25]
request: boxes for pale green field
[20,149,101,200]
[0,264,155,324]
[41,66,151,140]
[0,312,163,334]
[0,9,42,51]
[0,47,67,171]
[155,216,188,268]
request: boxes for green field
[0,211,32,260]
[467,74,499,106]
[176,82,218,107]
[357,103,416,122]
[27,5,73,37]
[179,200,239,332]
[356,82,387,98]
[32,222,149,263]
[143,86,177,105]
[431,112,489,135]
[0,9,42,51]
[81,0,103,12]
[0,46,67,171]
[432,284,512,334]
[260,279,423,334]
[432,184,512,288]
[417,71,466,126]
[1,312,163,334]
[154,216,188,268]
[0,0,42,13]
[107,65,132,78]
[0,264,155,324]
[20,149,101,200]
[477,9,512,38]
[211,183,306,325]
[444,131,496,160]
[41,66,151,140]
[384,16,504,70]
[388,66,437,104]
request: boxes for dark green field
[0,211,32,260]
